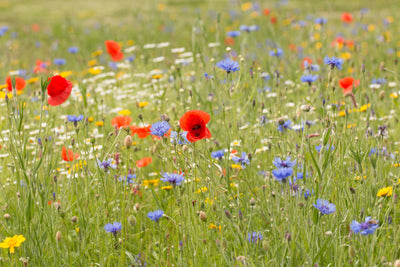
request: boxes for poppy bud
[16,192,20,198]
[124,135,133,148]
[224,210,232,219]
[262,240,268,251]
[324,231,332,236]
[199,211,207,222]
[249,198,256,206]
[349,187,356,194]
[271,191,276,197]
[4,213,10,220]
[71,216,78,223]
[128,215,137,226]
[56,231,62,242]
[303,105,311,112]
[134,203,140,211]
[349,246,356,258]
[379,91,385,100]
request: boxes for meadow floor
[0,0,400,266]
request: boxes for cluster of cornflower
[272,156,296,182]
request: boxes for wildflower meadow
[1,0,400,265]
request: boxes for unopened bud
[226,47,231,52]
[379,90,385,100]
[56,231,62,242]
[262,240,268,251]
[128,215,137,226]
[349,246,356,258]
[199,211,207,222]
[394,259,400,267]
[4,213,10,220]
[124,135,133,148]
[249,198,256,206]
[71,216,78,223]
[224,210,232,219]
[134,203,140,211]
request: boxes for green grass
[0,0,399,266]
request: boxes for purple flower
[104,222,122,234]
[300,74,318,84]
[216,58,240,73]
[67,115,84,122]
[273,157,296,168]
[147,209,164,222]
[161,173,185,186]
[350,216,379,235]
[247,232,262,243]
[150,121,171,137]
[211,150,225,159]
[269,48,283,57]
[170,131,189,145]
[277,120,292,132]
[53,58,66,66]
[314,17,327,25]
[97,158,117,172]
[68,46,79,54]
[313,199,336,215]
[227,31,241,38]
[272,167,293,182]
[232,152,250,168]
[324,56,343,70]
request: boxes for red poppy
[341,13,353,23]
[270,16,277,24]
[34,60,50,74]
[224,37,235,46]
[111,116,132,129]
[136,157,152,168]
[130,125,151,138]
[179,110,211,142]
[301,57,313,69]
[263,8,270,16]
[339,77,360,93]
[61,146,79,162]
[105,40,124,61]
[31,24,40,32]
[6,76,26,92]
[47,75,73,106]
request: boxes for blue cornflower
[127,56,136,62]
[269,48,283,57]
[273,157,296,168]
[67,115,84,122]
[161,173,185,186]
[104,222,122,234]
[371,78,387,85]
[170,131,189,145]
[315,144,335,153]
[296,172,309,180]
[277,120,292,132]
[314,17,327,25]
[119,173,136,185]
[147,209,164,222]
[0,26,8,36]
[300,74,318,84]
[350,217,379,235]
[68,46,79,54]
[247,232,263,243]
[53,58,66,66]
[324,56,343,70]
[150,121,171,137]
[232,152,250,168]
[216,58,240,73]
[303,188,312,200]
[272,167,293,182]
[96,158,117,172]
[369,148,378,156]
[313,199,336,215]
[239,25,259,32]
[204,73,214,79]
[227,31,241,38]
[211,150,225,159]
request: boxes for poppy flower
[339,77,360,93]
[6,76,26,92]
[111,116,132,129]
[105,40,124,61]
[136,157,152,168]
[47,75,73,106]
[61,146,79,162]
[130,125,151,138]
[263,8,270,16]
[179,110,211,142]
[301,57,312,69]
[34,60,50,74]
[341,13,353,23]
[224,37,235,45]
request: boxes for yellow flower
[341,52,351,60]
[359,103,371,112]
[26,77,39,84]
[157,4,166,11]
[161,186,172,191]
[143,179,160,187]
[152,74,163,79]
[88,67,102,75]
[127,40,135,46]
[0,235,26,253]
[91,50,102,57]
[377,186,393,197]
[0,92,13,99]
[208,223,222,232]
[88,59,98,67]
[59,71,72,78]
[231,164,242,169]
[241,2,252,11]
[118,109,131,116]
[354,176,366,180]
[95,121,104,127]
[88,117,94,122]
[196,186,208,193]
[390,92,398,99]
[138,102,148,108]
